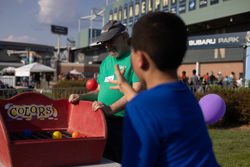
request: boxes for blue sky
[0,0,114,46]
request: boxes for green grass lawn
[209,128,250,167]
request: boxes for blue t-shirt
[122,81,219,167]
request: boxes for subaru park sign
[188,32,247,49]
[51,25,68,35]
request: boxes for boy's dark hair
[131,12,187,71]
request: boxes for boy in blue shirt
[109,12,219,166]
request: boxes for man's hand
[68,94,80,104]
[92,101,114,116]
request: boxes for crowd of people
[58,71,99,81]
[180,69,243,93]
[15,72,53,89]
[58,72,83,81]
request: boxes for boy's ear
[136,50,149,71]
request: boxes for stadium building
[75,0,250,82]
[0,41,54,68]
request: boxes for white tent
[2,67,16,73]
[70,69,82,75]
[15,62,55,77]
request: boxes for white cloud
[38,0,76,25]
[3,35,37,43]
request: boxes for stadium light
[78,8,105,45]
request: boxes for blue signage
[128,1,134,26]
[141,0,146,15]
[170,0,177,13]
[188,32,247,49]
[51,25,68,35]
[210,0,219,5]
[179,0,186,13]
[189,0,196,11]
[199,0,208,8]
[123,3,128,25]
[119,6,123,21]
[162,0,169,12]
[134,1,140,22]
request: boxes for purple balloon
[199,94,226,125]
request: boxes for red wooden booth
[0,92,107,167]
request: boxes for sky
[0,0,114,47]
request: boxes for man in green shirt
[68,21,142,163]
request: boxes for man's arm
[68,85,100,103]
[79,85,100,101]
[109,82,142,113]
[92,82,143,115]
[93,64,143,115]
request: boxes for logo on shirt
[103,65,126,82]
[104,75,114,82]
[118,65,126,70]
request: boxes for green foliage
[53,80,87,88]
[196,86,250,126]
[49,80,88,99]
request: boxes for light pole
[57,34,61,60]
[93,8,105,27]
[78,12,96,45]
[78,8,104,45]
[90,9,94,45]
[78,15,95,32]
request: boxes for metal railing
[0,76,15,87]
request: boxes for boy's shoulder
[127,90,152,108]
[130,82,183,103]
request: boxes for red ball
[86,79,98,91]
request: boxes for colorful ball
[52,131,62,139]
[199,94,226,125]
[72,131,80,138]
[86,79,98,91]
[23,128,32,137]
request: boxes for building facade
[104,0,250,82]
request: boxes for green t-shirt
[97,51,139,117]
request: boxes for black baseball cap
[96,20,126,43]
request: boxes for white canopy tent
[15,62,55,77]
[2,67,16,73]
[69,69,82,75]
